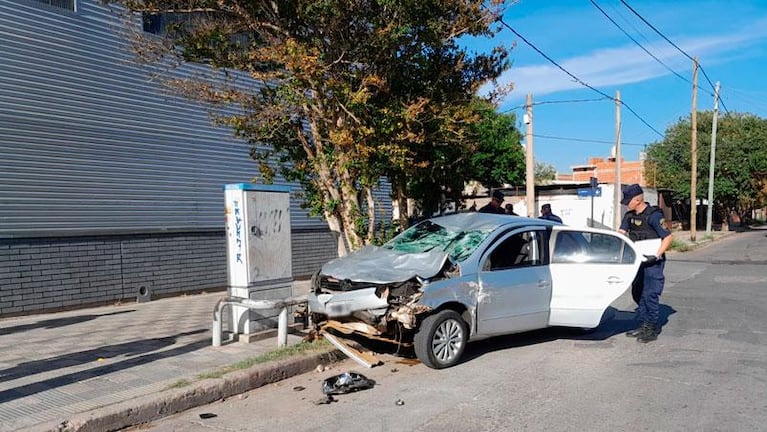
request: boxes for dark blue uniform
[539,213,563,223]
[620,204,671,330]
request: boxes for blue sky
[474,0,767,173]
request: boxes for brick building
[557,155,646,186]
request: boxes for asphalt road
[135,229,767,432]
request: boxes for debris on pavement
[293,386,306,392]
[322,331,382,368]
[199,413,218,419]
[395,399,405,406]
[321,371,376,395]
[313,395,337,405]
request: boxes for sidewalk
[0,281,340,432]
[667,227,735,253]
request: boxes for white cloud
[491,17,767,104]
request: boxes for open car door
[548,226,642,328]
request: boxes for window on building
[32,0,75,11]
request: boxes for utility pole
[706,81,721,234]
[613,90,622,230]
[525,93,535,217]
[690,57,699,242]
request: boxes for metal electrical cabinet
[224,183,293,340]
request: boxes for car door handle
[607,276,623,284]
[537,280,550,288]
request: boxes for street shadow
[459,304,678,365]
[0,329,208,403]
[0,310,135,336]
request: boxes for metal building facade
[0,0,392,315]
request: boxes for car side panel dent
[416,276,479,335]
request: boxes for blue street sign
[578,187,602,197]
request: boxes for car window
[383,220,492,262]
[485,230,542,271]
[552,231,632,264]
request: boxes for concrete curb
[31,347,344,432]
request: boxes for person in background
[505,203,519,216]
[479,190,506,214]
[618,184,673,343]
[539,203,562,223]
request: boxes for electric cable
[497,17,665,138]
[500,97,609,113]
[590,0,694,88]
[534,134,647,147]
[619,0,730,114]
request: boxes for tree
[112,0,511,254]
[469,100,526,190]
[534,161,556,185]
[645,111,767,221]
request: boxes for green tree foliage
[113,0,511,253]
[645,111,767,218]
[534,161,556,185]
[469,101,525,189]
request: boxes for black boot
[637,325,658,343]
[626,323,651,338]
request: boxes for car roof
[425,212,559,232]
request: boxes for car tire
[414,309,468,369]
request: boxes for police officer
[618,184,673,343]
[479,190,507,214]
[539,203,563,223]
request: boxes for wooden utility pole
[525,93,535,217]
[706,81,721,234]
[690,57,699,241]
[613,90,622,230]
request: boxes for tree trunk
[394,176,409,230]
[364,186,376,243]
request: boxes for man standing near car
[539,203,563,223]
[479,190,506,214]
[618,184,673,343]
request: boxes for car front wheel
[414,310,468,369]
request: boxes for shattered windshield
[383,220,491,262]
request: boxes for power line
[497,17,665,138]
[720,86,767,113]
[534,133,647,147]
[618,0,730,114]
[500,97,609,113]
[590,0,693,87]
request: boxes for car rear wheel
[414,310,468,369]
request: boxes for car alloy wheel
[414,309,468,369]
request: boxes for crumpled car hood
[320,245,449,284]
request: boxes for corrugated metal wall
[0,0,392,238]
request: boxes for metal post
[212,296,307,348]
[212,298,224,347]
[278,307,288,347]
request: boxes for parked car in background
[308,213,642,369]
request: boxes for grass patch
[670,238,690,252]
[196,339,332,381]
[165,379,193,390]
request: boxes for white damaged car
[308,213,642,369]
